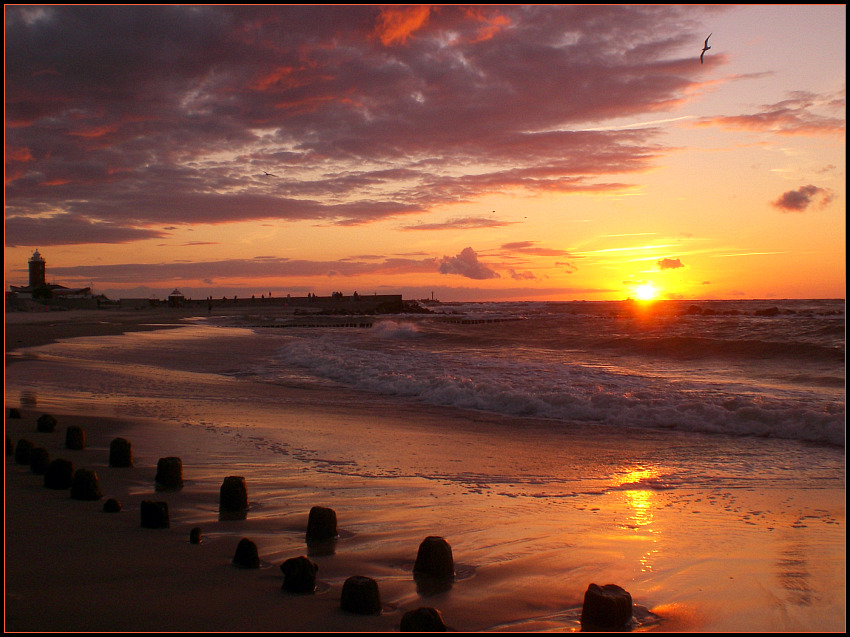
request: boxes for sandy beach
[5,308,846,632]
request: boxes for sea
[215,297,845,448]
[5,296,845,631]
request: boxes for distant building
[167,289,185,307]
[8,249,93,300]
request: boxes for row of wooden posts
[7,408,637,631]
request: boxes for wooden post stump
[413,536,455,580]
[70,468,103,500]
[280,556,319,594]
[109,438,133,467]
[155,457,184,490]
[306,506,338,542]
[580,583,633,630]
[36,413,57,432]
[232,538,260,568]
[29,447,50,474]
[340,575,381,615]
[400,607,447,632]
[219,476,248,512]
[44,459,74,489]
[65,426,86,450]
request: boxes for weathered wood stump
[189,527,202,544]
[580,583,633,630]
[219,476,248,512]
[36,413,57,432]
[306,506,338,542]
[280,556,319,594]
[44,459,74,489]
[340,575,382,615]
[400,607,447,632]
[140,500,170,528]
[413,536,455,580]
[103,498,122,513]
[232,538,260,568]
[14,438,35,465]
[65,426,86,450]
[71,468,103,500]
[155,457,184,490]
[29,447,50,474]
[109,437,133,467]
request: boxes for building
[28,249,46,288]
[167,289,186,307]
[8,249,95,305]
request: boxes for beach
[4,307,846,632]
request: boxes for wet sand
[4,309,846,632]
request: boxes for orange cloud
[68,124,118,138]
[5,146,34,163]
[374,6,431,46]
[252,66,304,92]
[462,7,511,43]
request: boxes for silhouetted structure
[7,249,96,308]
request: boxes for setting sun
[634,283,659,301]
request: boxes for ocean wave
[591,335,844,363]
[271,337,844,447]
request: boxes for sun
[634,283,659,301]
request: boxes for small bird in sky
[700,33,712,64]
[262,170,278,177]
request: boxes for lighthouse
[28,249,46,288]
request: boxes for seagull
[700,33,712,64]
[262,170,278,177]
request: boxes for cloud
[509,269,537,280]
[373,5,432,46]
[30,254,441,288]
[402,217,516,231]
[657,257,684,270]
[697,91,846,136]
[4,4,727,247]
[438,247,500,280]
[556,261,579,274]
[500,241,574,257]
[771,185,834,212]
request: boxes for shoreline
[4,309,846,632]
[5,307,214,357]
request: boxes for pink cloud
[439,247,500,280]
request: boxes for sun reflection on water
[616,467,661,572]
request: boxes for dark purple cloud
[439,247,500,280]
[771,185,834,212]
[34,254,441,286]
[5,5,729,247]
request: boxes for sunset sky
[4,5,846,302]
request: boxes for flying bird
[700,33,712,64]
[262,170,278,177]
